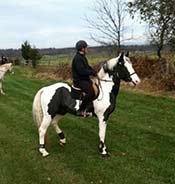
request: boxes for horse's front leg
[98,118,109,157]
[0,81,5,95]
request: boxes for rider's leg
[75,80,94,116]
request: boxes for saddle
[71,79,99,100]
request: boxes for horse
[32,52,140,157]
[0,63,13,95]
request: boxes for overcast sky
[0,0,147,49]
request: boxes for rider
[0,55,7,65]
[72,40,97,116]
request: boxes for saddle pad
[71,85,84,100]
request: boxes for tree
[29,47,42,68]
[21,41,42,68]
[21,41,31,64]
[86,0,129,54]
[128,0,175,58]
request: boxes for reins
[96,71,137,101]
[99,78,113,82]
[95,76,113,101]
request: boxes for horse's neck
[98,67,112,81]
[98,67,120,97]
[0,67,7,72]
[98,68,106,79]
[0,64,9,72]
[0,66,6,72]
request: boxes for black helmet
[75,40,88,51]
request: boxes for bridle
[129,72,137,86]
[95,62,137,100]
[98,71,137,83]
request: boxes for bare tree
[85,0,129,53]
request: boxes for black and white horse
[32,53,140,157]
[0,63,13,95]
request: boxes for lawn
[0,67,175,184]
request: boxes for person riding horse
[72,40,97,117]
[0,55,8,65]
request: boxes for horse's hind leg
[39,115,51,157]
[51,115,66,146]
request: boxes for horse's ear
[118,52,124,64]
[125,51,129,57]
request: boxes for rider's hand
[92,70,97,76]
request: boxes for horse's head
[103,52,140,86]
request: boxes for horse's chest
[94,82,114,113]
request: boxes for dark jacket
[72,52,97,84]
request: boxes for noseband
[128,72,137,85]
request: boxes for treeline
[0,45,161,58]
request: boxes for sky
[0,0,147,49]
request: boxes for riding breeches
[74,80,95,110]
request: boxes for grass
[0,67,175,184]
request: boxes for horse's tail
[32,88,43,128]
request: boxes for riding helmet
[75,40,88,51]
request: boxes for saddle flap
[92,83,99,99]
[71,85,83,100]
[71,81,99,100]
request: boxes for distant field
[39,53,110,66]
[0,67,175,184]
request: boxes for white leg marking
[98,117,108,155]
[52,115,66,145]
[39,115,51,157]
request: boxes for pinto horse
[0,63,13,95]
[33,52,140,157]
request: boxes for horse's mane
[98,57,119,79]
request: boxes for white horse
[0,63,13,95]
[32,52,140,157]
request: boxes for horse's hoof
[42,152,49,157]
[59,138,66,147]
[39,149,49,157]
[59,142,66,147]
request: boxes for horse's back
[40,82,70,102]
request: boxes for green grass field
[0,67,175,184]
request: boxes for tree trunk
[32,60,36,68]
[157,47,162,58]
